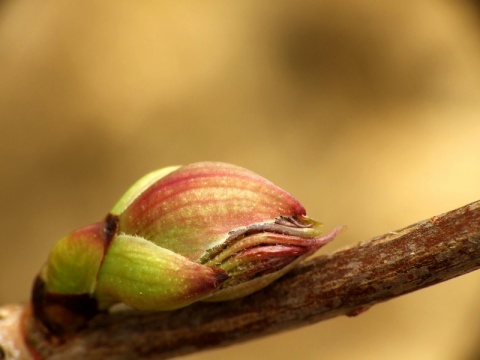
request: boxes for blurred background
[1,1,480,359]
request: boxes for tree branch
[6,200,480,359]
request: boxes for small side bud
[40,222,106,295]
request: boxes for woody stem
[8,200,480,359]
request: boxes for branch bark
[5,200,480,359]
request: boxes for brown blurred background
[1,1,480,359]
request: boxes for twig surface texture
[22,200,480,359]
